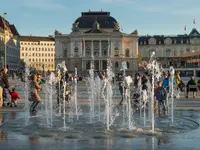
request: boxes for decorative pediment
[149,38,156,45]
[164,38,172,45]
[189,28,200,37]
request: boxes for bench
[185,85,198,98]
[188,85,198,92]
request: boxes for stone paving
[0,78,199,112]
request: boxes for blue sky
[1,0,199,36]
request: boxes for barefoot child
[8,88,20,107]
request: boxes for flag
[184,25,186,31]
[82,38,85,48]
[193,19,196,24]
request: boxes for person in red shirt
[8,88,20,107]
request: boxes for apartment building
[20,36,55,71]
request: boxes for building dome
[74,11,118,29]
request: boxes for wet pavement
[0,111,199,150]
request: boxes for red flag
[82,39,85,48]
[184,25,186,31]
[193,19,196,24]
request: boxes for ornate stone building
[0,15,20,72]
[55,11,138,73]
[139,28,200,76]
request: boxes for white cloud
[20,0,66,11]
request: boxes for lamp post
[3,13,7,68]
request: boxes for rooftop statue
[113,22,120,31]
[55,30,62,35]
[72,22,79,31]
[131,30,138,35]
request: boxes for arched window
[63,49,67,57]
[127,62,129,69]
[125,48,129,57]
[115,62,119,69]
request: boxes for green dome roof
[74,11,118,29]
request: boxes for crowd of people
[118,70,200,115]
[1,66,200,117]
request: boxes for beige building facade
[138,28,200,76]
[20,36,55,71]
[55,11,138,73]
[0,15,20,72]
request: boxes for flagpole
[108,36,110,56]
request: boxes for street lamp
[3,12,7,68]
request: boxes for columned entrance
[83,59,108,71]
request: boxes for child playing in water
[7,88,20,107]
[155,81,165,115]
[65,83,71,102]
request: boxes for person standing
[0,68,9,108]
[119,80,124,105]
[162,73,170,114]
[174,71,181,86]
[29,74,42,113]
[162,73,170,90]
[155,81,165,115]
[186,76,197,98]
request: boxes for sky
[0,0,199,36]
